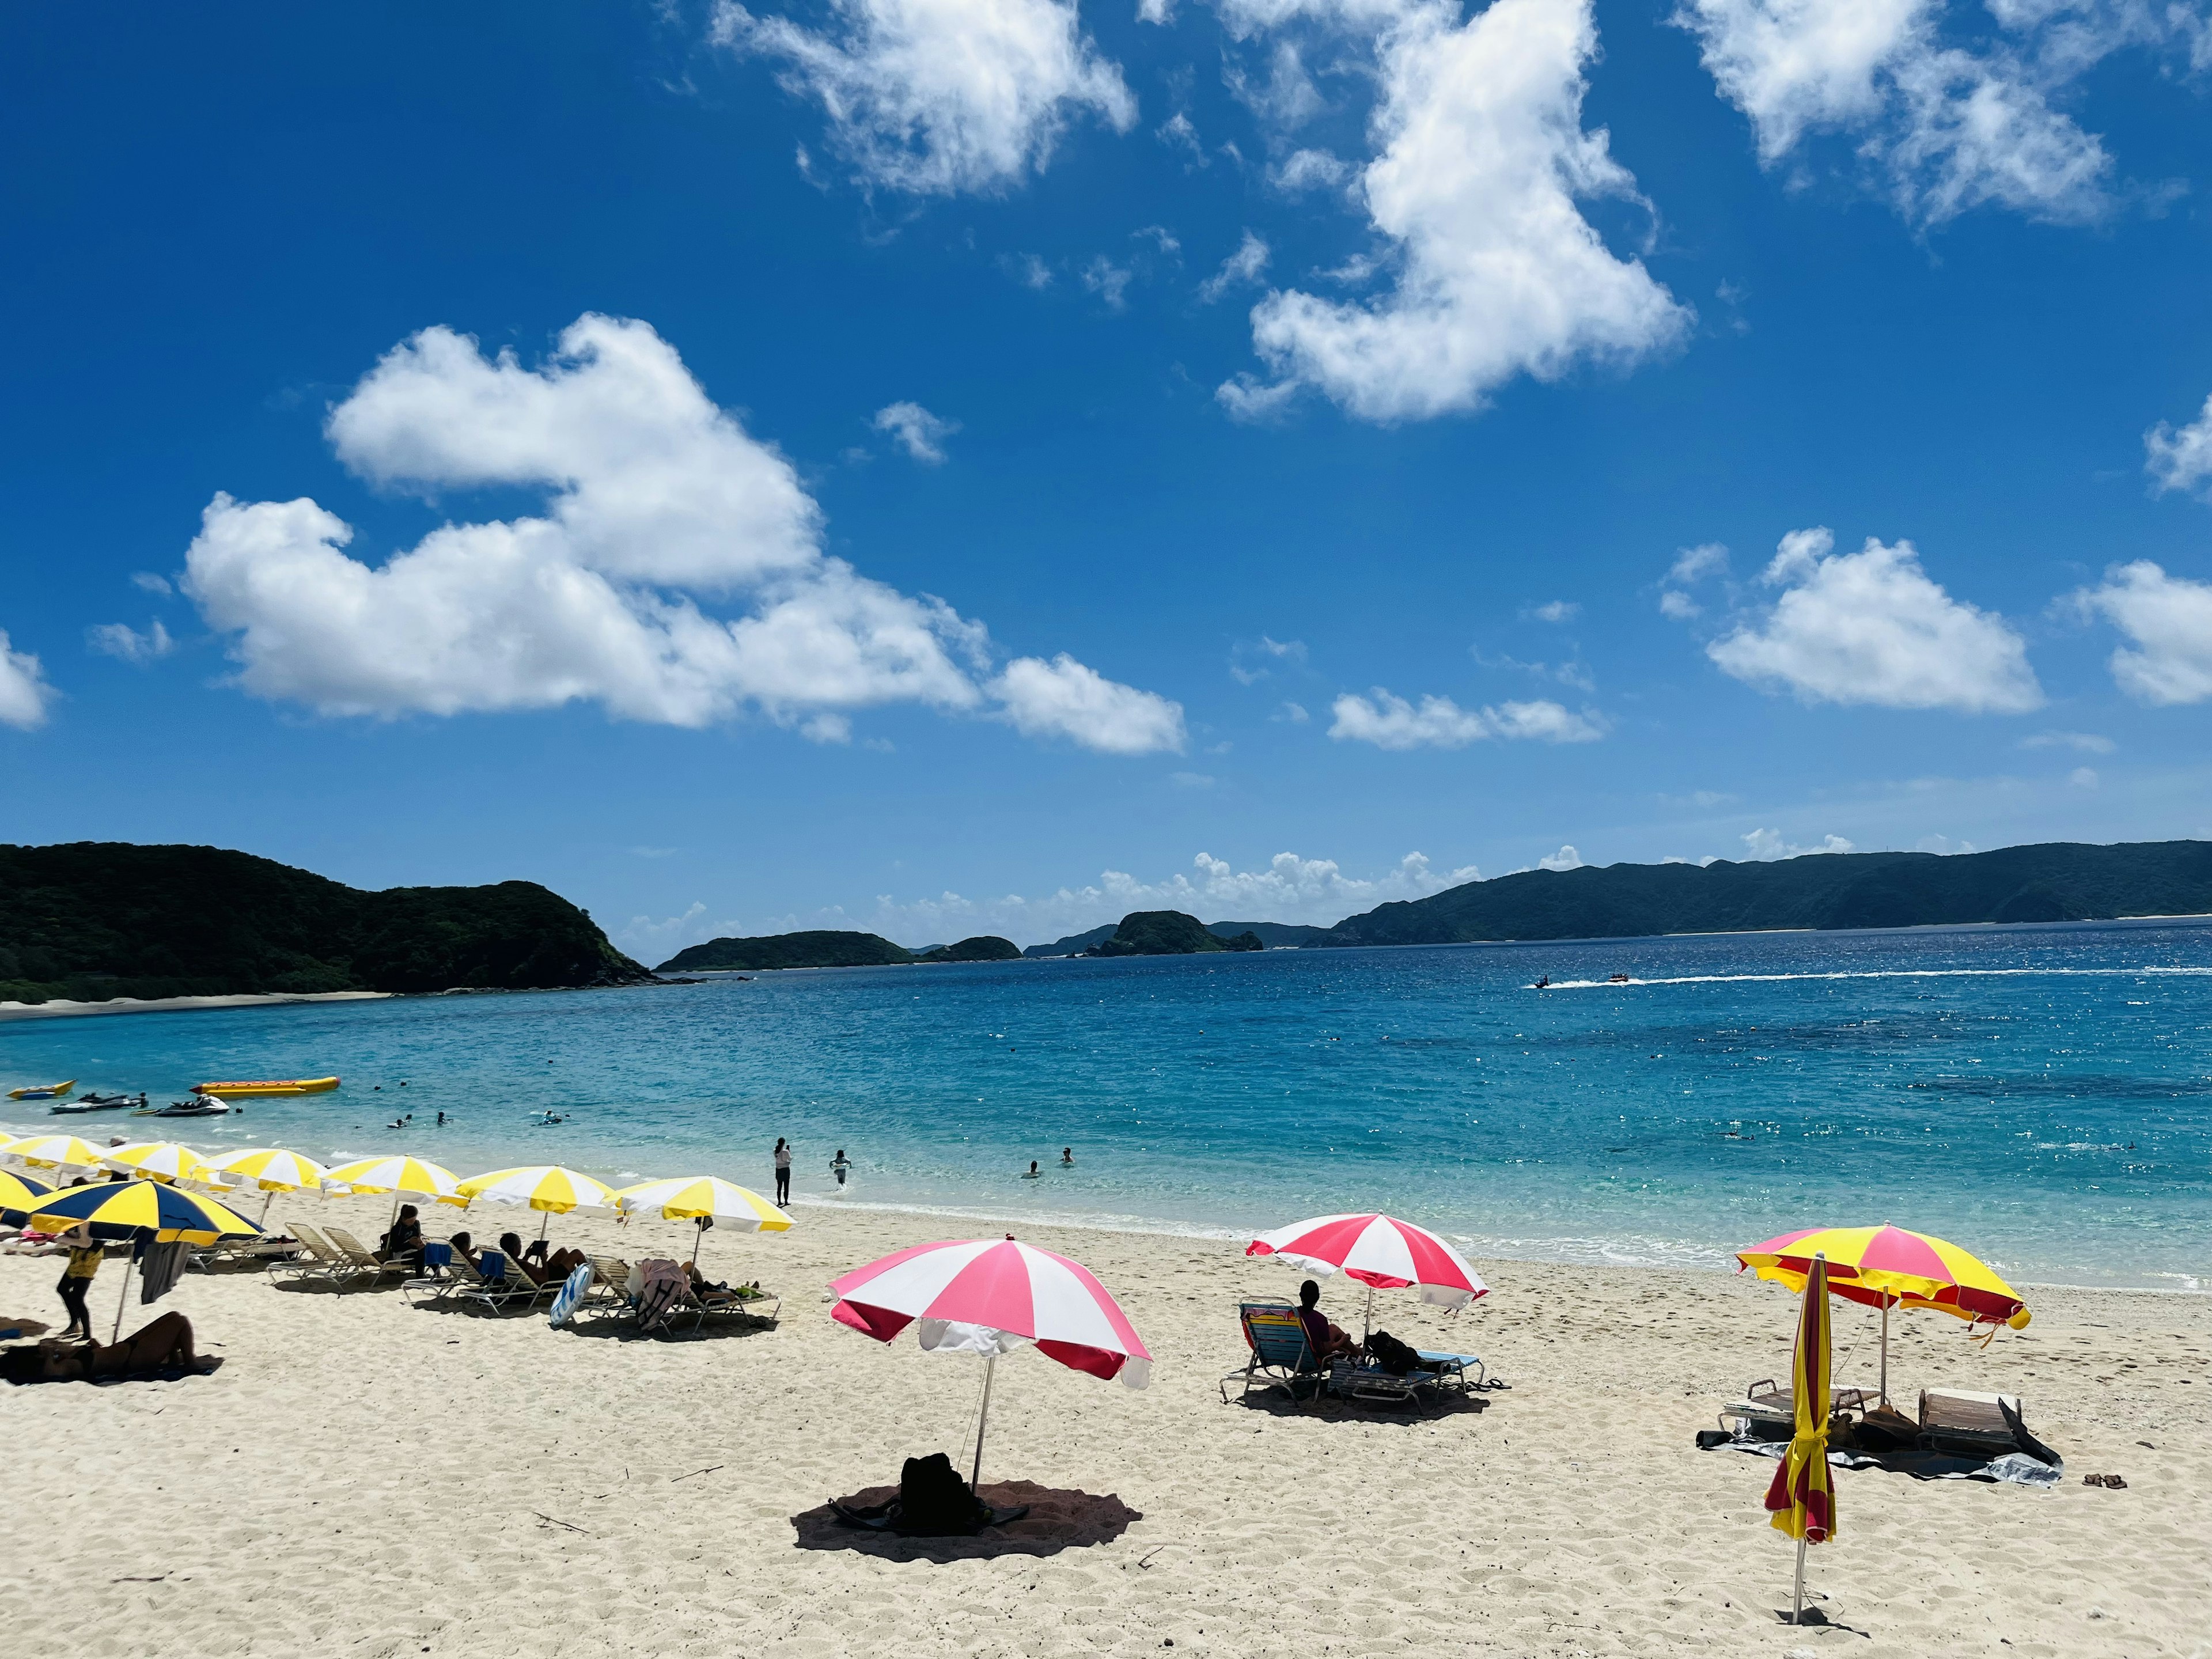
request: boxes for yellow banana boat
[7,1079,75,1100]
[192,1075,341,1097]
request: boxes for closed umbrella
[1763,1252,1838,1625]
[1247,1212,1489,1339]
[1737,1224,2030,1404]
[457,1165,619,1241]
[103,1141,214,1185]
[830,1236,1150,1487]
[21,1177,261,1340]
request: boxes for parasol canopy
[102,1141,214,1185]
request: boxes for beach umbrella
[1736,1224,2031,1404]
[615,1175,791,1262]
[4,1132,109,1172]
[201,1147,330,1225]
[830,1236,1151,1488]
[1763,1252,1838,1625]
[20,1177,262,1340]
[0,1167,55,1224]
[321,1154,467,1229]
[1247,1213,1489,1338]
[457,1165,620,1241]
[103,1141,214,1185]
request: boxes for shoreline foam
[0,989,393,1022]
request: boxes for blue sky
[4,0,2211,953]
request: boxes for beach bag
[1365,1330,1422,1376]
[895,1452,992,1536]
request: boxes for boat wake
[1535,965,2212,990]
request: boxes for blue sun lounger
[1220,1301,1321,1405]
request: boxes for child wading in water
[830,1149,852,1188]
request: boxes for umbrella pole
[260,1190,274,1227]
[690,1226,703,1268]
[1879,1300,1889,1407]
[970,1355,998,1492]
[539,1209,550,1243]
[1791,1533,1807,1624]
[111,1248,138,1343]
[1362,1283,1374,1344]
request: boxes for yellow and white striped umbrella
[456,1165,618,1214]
[203,1146,330,1193]
[4,1132,110,1171]
[614,1175,793,1232]
[321,1154,467,1206]
[103,1141,214,1185]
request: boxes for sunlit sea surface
[3,919,2207,1291]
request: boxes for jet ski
[134,1098,231,1118]
[50,1092,139,1115]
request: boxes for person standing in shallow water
[830,1149,851,1189]
[773,1137,792,1206]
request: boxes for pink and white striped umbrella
[1247,1213,1489,1310]
[830,1236,1152,1388]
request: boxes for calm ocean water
[3,919,2207,1291]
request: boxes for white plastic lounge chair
[268,1224,366,1290]
[400,1240,460,1306]
[323,1226,412,1286]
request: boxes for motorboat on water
[191,1075,339,1097]
[7,1079,77,1100]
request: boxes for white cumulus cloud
[1219,0,1689,422]
[2145,392,2212,501]
[0,630,54,729]
[1672,0,2204,225]
[1197,230,1271,303]
[1329,687,1605,748]
[2069,560,2212,705]
[990,653,1187,753]
[712,0,1137,194]
[1741,827,1855,859]
[873,400,961,463]
[1705,527,2041,713]
[183,314,1176,752]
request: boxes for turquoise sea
[3,919,2208,1292]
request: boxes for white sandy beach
[0,990,393,1022]
[2,1196,2206,1659]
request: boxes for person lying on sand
[2,1311,220,1385]
[1296,1279,1359,1365]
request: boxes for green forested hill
[0,842,650,1003]
[1317,840,2212,946]
[657,930,915,971]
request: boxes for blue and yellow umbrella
[0,1167,55,1225]
[22,1176,262,1247]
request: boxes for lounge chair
[400,1240,459,1306]
[1219,1301,1321,1405]
[449,1250,549,1315]
[1918,1388,2027,1457]
[1722,1377,1874,1440]
[268,1224,366,1290]
[585,1255,634,1309]
[186,1236,302,1273]
[693,1279,781,1325]
[323,1226,412,1286]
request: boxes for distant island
[1024,918,1331,958]
[1084,911,1266,956]
[657,929,1025,971]
[0,842,650,1006]
[1312,839,2212,946]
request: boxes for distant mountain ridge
[1312,839,2212,946]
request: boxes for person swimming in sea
[1060,1147,1074,1166]
[830,1149,852,1188]
[1022,1160,1041,1179]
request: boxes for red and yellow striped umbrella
[1763,1252,1836,1623]
[1736,1224,2029,1329]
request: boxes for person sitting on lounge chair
[684,1262,746,1306]
[1296,1279,1358,1365]
[2,1311,220,1384]
[500,1233,582,1285]
[378,1205,423,1266]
